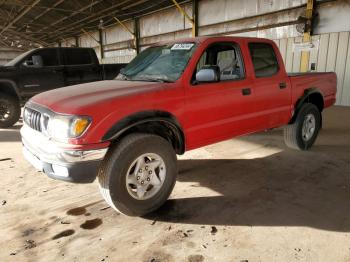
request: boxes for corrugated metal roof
[0,0,189,49]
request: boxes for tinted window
[33,49,59,66]
[64,49,92,65]
[248,43,279,77]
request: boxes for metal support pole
[113,16,140,54]
[300,0,314,72]
[99,29,104,59]
[75,36,79,47]
[134,18,140,54]
[192,0,198,37]
[171,0,196,37]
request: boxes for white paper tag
[171,43,194,50]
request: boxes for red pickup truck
[21,36,337,216]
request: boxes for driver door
[184,41,255,149]
[19,48,65,97]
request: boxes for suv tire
[0,93,21,128]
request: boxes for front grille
[24,108,42,132]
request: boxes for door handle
[279,82,287,89]
[53,68,63,73]
[242,88,251,96]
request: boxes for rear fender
[290,88,324,124]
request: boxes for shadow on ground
[146,108,350,232]
[145,147,350,232]
[0,124,22,142]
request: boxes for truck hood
[31,80,163,113]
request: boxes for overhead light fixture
[98,19,104,30]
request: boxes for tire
[98,133,178,216]
[0,93,21,128]
[284,103,321,150]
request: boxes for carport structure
[1,1,350,261]
[0,0,192,52]
[1,0,350,107]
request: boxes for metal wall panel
[104,20,135,44]
[341,35,350,105]
[198,0,306,27]
[278,31,350,106]
[292,36,302,72]
[317,34,330,72]
[335,32,349,104]
[326,33,339,72]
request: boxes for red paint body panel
[31,36,337,152]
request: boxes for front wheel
[98,133,177,216]
[284,103,321,150]
[0,93,21,128]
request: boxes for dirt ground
[0,106,350,262]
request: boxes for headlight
[47,115,91,140]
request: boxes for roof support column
[192,0,199,37]
[99,29,104,59]
[134,18,140,54]
[75,36,79,47]
[171,0,196,37]
[300,0,314,72]
[113,17,140,54]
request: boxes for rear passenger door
[63,48,102,86]
[248,42,291,129]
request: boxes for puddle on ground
[80,218,102,230]
[66,200,103,216]
[66,207,86,216]
[52,229,75,240]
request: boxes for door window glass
[26,49,59,67]
[248,43,279,77]
[194,42,245,82]
[65,49,92,65]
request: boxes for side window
[25,49,59,67]
[248,43,279,77]
[64,49,92,65]
[194,42,244,82]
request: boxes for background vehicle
[21,36,337,216]
[0,47,126,127]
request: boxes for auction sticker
[171,43,194,50]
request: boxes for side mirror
[23,60,33,67]
[195,65,220,83]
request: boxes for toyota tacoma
[21,36,337,216]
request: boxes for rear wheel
[0,93,21,128]
[284,103,321,150]
[98,133,177,216]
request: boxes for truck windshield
[5,50,32,66]
[118,43,197,83]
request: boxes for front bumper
[21,124,108,183]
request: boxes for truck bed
[289,72,337,109]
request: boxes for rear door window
[64,49,92,65]
[248,43,279,77]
